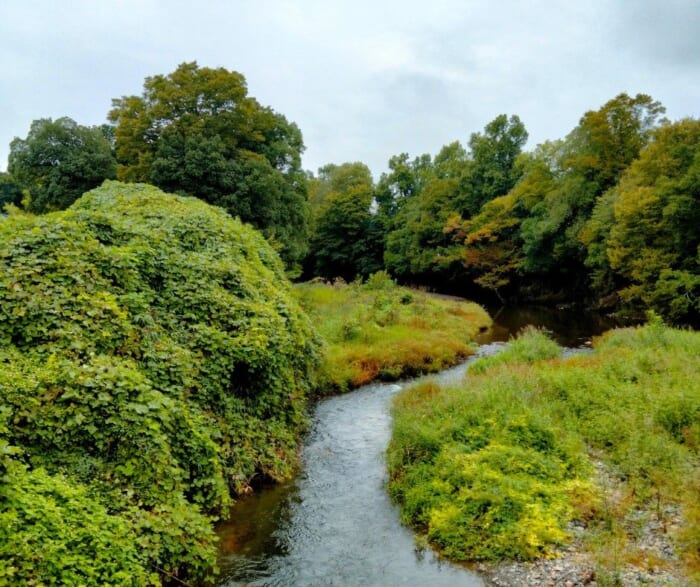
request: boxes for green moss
[0,181,320,583]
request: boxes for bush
[0,181,320,583]
[468,326,560,374]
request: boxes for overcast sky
[1,0,699,177]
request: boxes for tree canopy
[606,118,700,321]
[444,94,678,309]
[306,162,382,280]
[108,62,309,273]
[8,117,116,213]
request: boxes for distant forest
[3,62,698,324]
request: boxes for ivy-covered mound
[0,181,319,585]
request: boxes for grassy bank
[294,273,491,392]
[387,321,700,582]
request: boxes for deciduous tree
[8,117,116,213]
[109,62,309,272]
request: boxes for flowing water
[215,306,616,587]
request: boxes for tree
[307,162,380,280]
[459,114,528,216]
[374,152,434,220]
[606,118,700,322]
[8,117,116,213]
[385,176,464,281]
[0,172,23,212]
[519,94,666,292]
[108,62,309,273]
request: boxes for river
[214,305,616,587]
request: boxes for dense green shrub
[0,181,319,584]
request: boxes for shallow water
[215,306,616,586]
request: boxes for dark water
[215,306,616,587]
[476,304,618,347]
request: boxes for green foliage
[459,114,528,216]
[520,94,665,279]
[385,177,464,279]
[108,61,309,272]
[388,324,700,576]
[605,118,700,322]
[374,151,435,219]
[0,172,23,212]
[294,277,491,392]
[8,117,116,213]
[0,181,319,583]
[306,162,382,279]
[382,116,526,288]
[441,93,682,308]
[1,458,160,586]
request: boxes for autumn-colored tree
[606,118,700,322]
[446,146,554,300]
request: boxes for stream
[215,306,616,586]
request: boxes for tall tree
[519,94,666,290]
[445,146,554,301]
[374,152,434,220]
[108,62,309,273]
[459,114,528,216]
[8,117,116,213]
[605,118,700,322]
[307,162,380,280]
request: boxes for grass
[293,272,491,392]
[387,321,700,581]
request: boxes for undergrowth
[387,323,700,582]
[294,273,492,392]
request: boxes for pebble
[478,461,688,586]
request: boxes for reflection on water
[477,304,619,347]
[215,306,617,586]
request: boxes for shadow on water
[214,306,618,586]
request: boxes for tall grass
[388,323,700,580]
[294,273,491,392]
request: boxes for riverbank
[388,321,700,586]
[294,273,491,392]
[479,471,686,586]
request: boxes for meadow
[387,320,700,583]
[294,273,492,392]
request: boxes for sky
[1,0,699,178]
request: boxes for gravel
[476,460,689,587]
